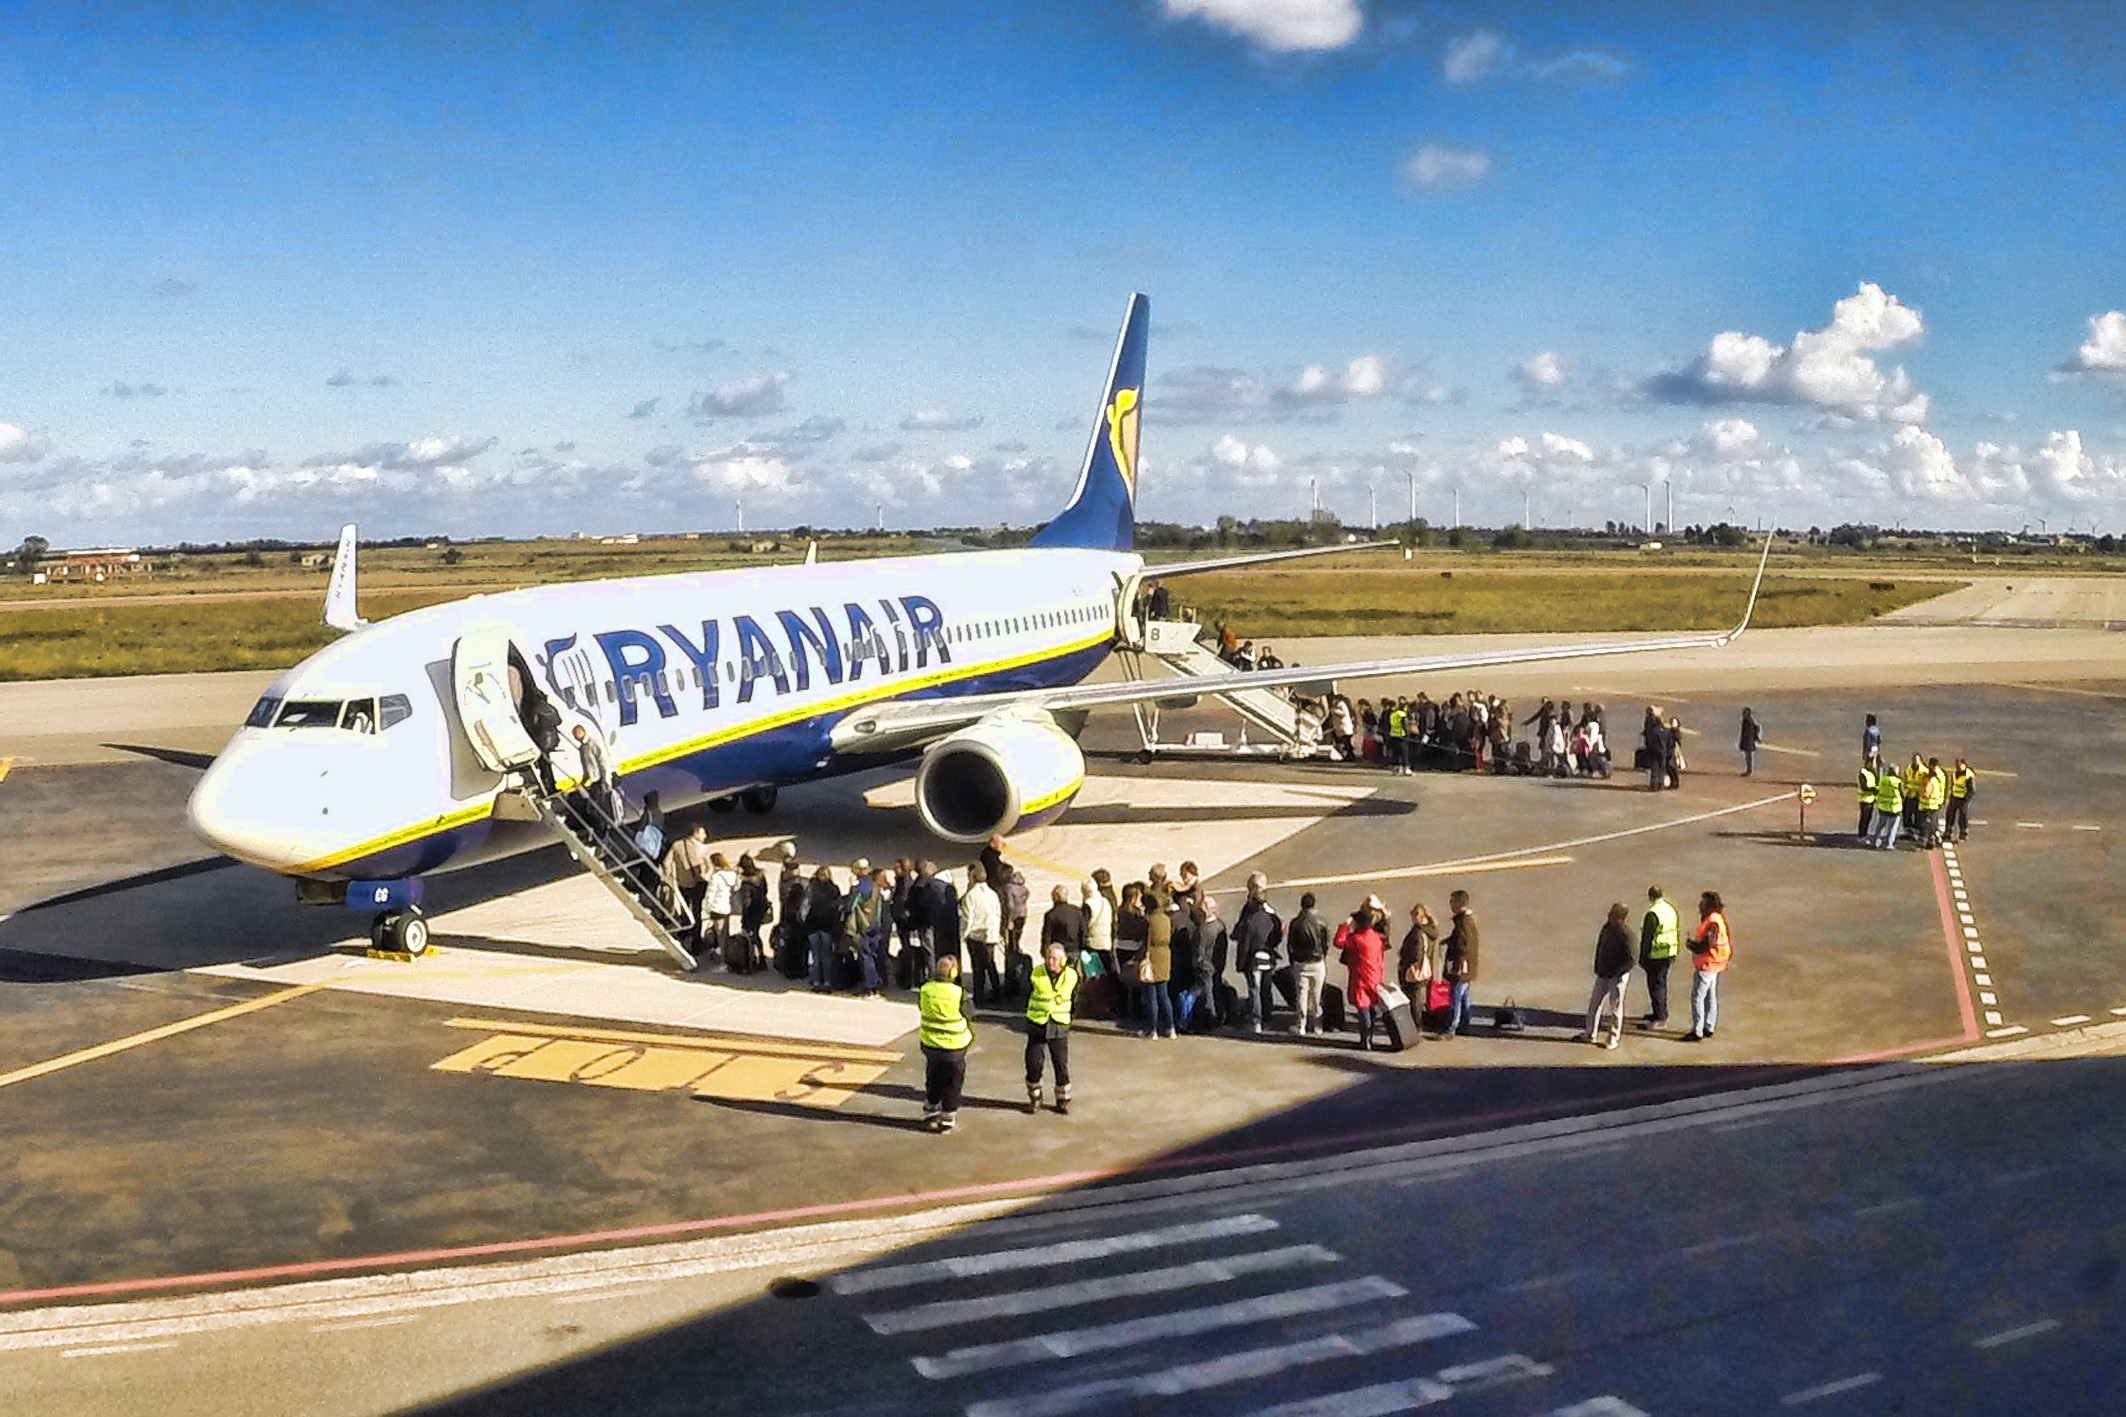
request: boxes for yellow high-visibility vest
[1026,965,1080,1028]
[1858,766,1877,803]
[918,980,972,1051]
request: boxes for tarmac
[1,618,2124,1413]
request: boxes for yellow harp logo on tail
[1106,386,1141,501]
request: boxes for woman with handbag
[1138,887,1176,1039]
[1398,901,1439,1041]
[1114,881,1150,1033]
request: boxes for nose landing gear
[370,907,431,957]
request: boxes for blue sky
[3,0,2125,543]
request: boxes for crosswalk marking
[829,1213,1279,1296]
[961,1311,1478,1417]
[915,1276,1409,1379]
[865,1244,1340,1335]
[1544,1401,1650,1417]
[1244,1353,1555,1416]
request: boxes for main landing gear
[370,906,431,957]
[740,786,778,814]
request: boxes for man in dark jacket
[1442,889,1479,1036]
[775,846,809,976]
[1040,884,1087,956]
[1580,902,1635,1048]
[1286,892,1331,1035]
[1187,894,1228,1031]
[915,859,959,970]
[1232,873,1285,1033]
[803,866,845,993]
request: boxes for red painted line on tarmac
[0,1066,1809,1311]
[1829,848,1980,1065]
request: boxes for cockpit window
[275,699,346,729]
[379,693,413,730]
[339,698,378,734]
[244,695,284,729]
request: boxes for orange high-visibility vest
[1693,911,1732,974]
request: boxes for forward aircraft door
[452,626,542,773]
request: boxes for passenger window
[276,700,344,729]
[379,694,413,730]
[245,695,283,729]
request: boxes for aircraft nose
[187,738,320,872]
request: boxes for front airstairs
[529,789,698,969]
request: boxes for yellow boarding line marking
[0,982,331,1091]
[0,755,14,783]
[1278,855,1574,890]
[442,1016,902,1066]
[432,1032,892,1108]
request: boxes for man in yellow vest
[1917,756,1949,848]
[1638,885,1681,1028]
[1873,761,1905,850]
[1857,756,1879,840]
[1024,940,1081,1114]
[1901,753,1926,835]
[918,954,973,1133]
[1946,757,1977,843]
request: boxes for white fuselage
[188,546,1139,882]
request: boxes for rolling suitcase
[1372,984,1419,1052]
[1213,981,1241,1029]
[774,926,807,979]
[1320,983,1347,1034]
[1077,972,1118,1022]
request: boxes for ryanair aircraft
[188,294,1767,951]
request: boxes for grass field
[0,570,1958,681]
[1177,570,1955,638]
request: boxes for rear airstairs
[525,786,698,969]
[1116,619,1333,758]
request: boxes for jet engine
[914,712,1085,844]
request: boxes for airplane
[188,293,1771,956]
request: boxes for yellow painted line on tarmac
[1007,844,1090,881]
[1279,855,1575,890]
[0,982,331,1092]
[0,755,13,783]
[431,1028,894,1108]
[441,1016,902,1065]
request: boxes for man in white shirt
[961,865,1003,1007]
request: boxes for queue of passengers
[1289,691,1622,780]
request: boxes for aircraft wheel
[370,913,394,950]
[740,786,778,814]
[397,910,432,957]
[708,796,739,814]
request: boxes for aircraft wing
[831,536,1773,755]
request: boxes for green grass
[0,591,461,681]
[1180,572,1959,638]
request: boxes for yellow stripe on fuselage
[290,629,1112,876]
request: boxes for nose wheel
[370,907,431,957]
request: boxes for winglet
[804,539,818,566]
[1718,533,1775,644]
[324,523,367,633]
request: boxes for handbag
[1426,979,1451,1012]
[1135,956,1156,984]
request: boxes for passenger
[1233,874,1284,1034]
[915,859,959,980]
[1580,903,1635,1048]
[1682,890,1733,1042]
[1003,868,1032,1005]
[804,865,844,993]
[1081,877,1115,982]
[1286,891,1331,1035]
[962,865,1004,1007]
[775,846,809,976]
[735,853,771,973]
[1334,895,1388,1050]
[917,954,973,1133]
[1256,643,1283,670]
[570,723,617,824]
[1397,901,1439,1025]
[666,825,710,956]
[1138,886,1176,1039]
[697,843,735,961]
[1041,883,1087,970]
[1441,889,1479,1037]
[891,856,923,988]
[1115,881,1150,1026]
[846,866,890,997]
[1024,941,1080,1114]
[1665,716,1686,789]
[1186,893,1227,1031]
[1738,708,1763,778]
[1640,708,1666,791]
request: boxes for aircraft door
[1113,570,1147,650]
[451,626,543,773]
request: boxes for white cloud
[687,371,789,419]
[0,421,46,463]
[1539,432,1594,461]
[899,409,985,432]
[2056,311,2126,378]
[2032,429,2126,503]
[1701,418,1760,454]
[1161,0,1362,52]
[1515,351,1567,396]
[1159,354,1399,423]
[1645,282,1929,424]
[1443,30,1512,83]
[1530,50,1628,82]
[1210,433,1282,484]
[1404,145,1492,190]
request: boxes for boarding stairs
[528,788,698,970]
[1123,619,1314,751]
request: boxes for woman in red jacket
[1334,894,1389,1050]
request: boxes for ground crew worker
[1682,890,1732,1042]
[1946,758,1977,843]
[1901,753,1926,834]
[1024,940,1079,1115]
[1873,763,1905,851]
[918,954,973,1133]
[1857,757,1878,840]
[1638,885,1680,1028]
[1386,700,1409,774]
[1917,756,1949,848]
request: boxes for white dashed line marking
[1974,1318,2060,1349]
[2111,1007,2126,1017]
[1498,1268,1598,1295]
[310,1314,423,1332]
[63,1342,178,1358]
[1980,993,1998,1006]
[1986,1025,2029,1038]
[1974,974,1992,986]
[1850,1198,1922,1218]
[1985,1011,2004,1026]
[1971,956,1987,969]
[2015,821,2045,829]
[1541,1400,1649,1417]
[1782,1373,1884,1406]
[1678,1231,1763,1257]
[2071,825,2101,832]
[2051,1015,2092,1027]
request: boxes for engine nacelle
[915,712,1086,844]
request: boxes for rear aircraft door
[452,626,542,773]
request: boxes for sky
[3,0,2126,545]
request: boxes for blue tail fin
[1032,293,1147,551]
